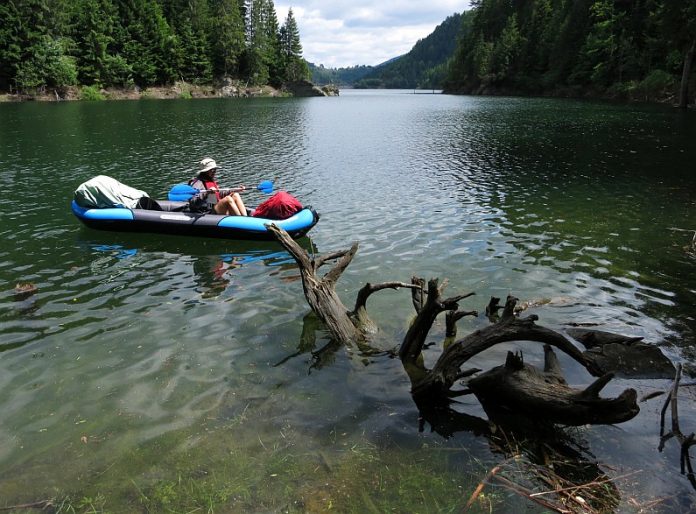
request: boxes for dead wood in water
[263,224,686,511]
[469,350,639,426]
[658,364,696,490]
[567,327,675,379]
[266,225,673,428]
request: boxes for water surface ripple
[1,91,695,510]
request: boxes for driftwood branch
[267,224,362,343]
[410,277,426,313]
[353,281,421,313]
[322,244,359,285]
[406,294,640,426]
[445,309,478,338]
[351,281,421,334]
[658,363,696,490]
[313,249,354,269]
[569,327,675,379]
[412,310,592,399]
[466,351,638,426]
[399,278,475,364]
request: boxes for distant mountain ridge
[310,12,469,89]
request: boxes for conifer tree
[261,0,282,84]
[209,0,246,78]
[160,0,212,83]
[0,1,25,90]
[113,0,177,87]
[0,0,307,90]
[69,0,121,86]
[279,8,308,81]
[243,0,281,84]
[1,0,77,92]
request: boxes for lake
[1,90,695,512]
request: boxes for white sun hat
[198,157,218,174]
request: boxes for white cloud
[275,1,471,68]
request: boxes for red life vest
[189,176,220,201]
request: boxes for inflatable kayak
[71,199,320,240]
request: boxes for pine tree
[0,1,24,90]
[242,0,281,84]
[209,0,246,78]
[261,0,282,85]
[1,0,77,92]
[279,8,308,82]
[112,0,177,87]
[159,0,212,83]
[69,0,121,85]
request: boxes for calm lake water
[1,90,695,512]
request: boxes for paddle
[168,180,274,201]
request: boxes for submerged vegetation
[2,407,482,513]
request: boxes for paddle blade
[257,180,274,194]
[168,183,199,201]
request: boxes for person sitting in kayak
[189,157,248,216]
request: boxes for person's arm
[219,185,246,197]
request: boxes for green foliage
[0,1,22,90]
[69,0,120,86]
[0,0,309,92]
[310,64,374,86]
[241,0,281,85]
[209,0,246,77]
[80,84,105,100]
[445,0,696,103]
[0,0,79,92]
[354,77,384,89]
[278,8,309,82]
[634,69,676,100]
[14,36,77,92]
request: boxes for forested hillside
[0,0,309,94]
[309,63,374,86]
[353,13,469,89]
[444,0,696,107]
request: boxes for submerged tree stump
[568,327,675,379]
[470,349,639,426]
[267,225,662,427]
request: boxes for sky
[275,1,472,69]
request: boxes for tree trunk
[678,38,696,109]
[469,350,639,426]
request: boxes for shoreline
[0,83,283,103]
[0,80,339,102]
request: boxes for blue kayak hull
[71,200,319,240]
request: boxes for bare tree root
[658,364,696,490]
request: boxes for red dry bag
[252,191,303,220]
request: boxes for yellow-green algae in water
[3,412,495,513]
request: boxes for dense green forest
[353,13,469,90]
[444,0,696,107]
[0,0,309,94]
[309,63,374,86]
